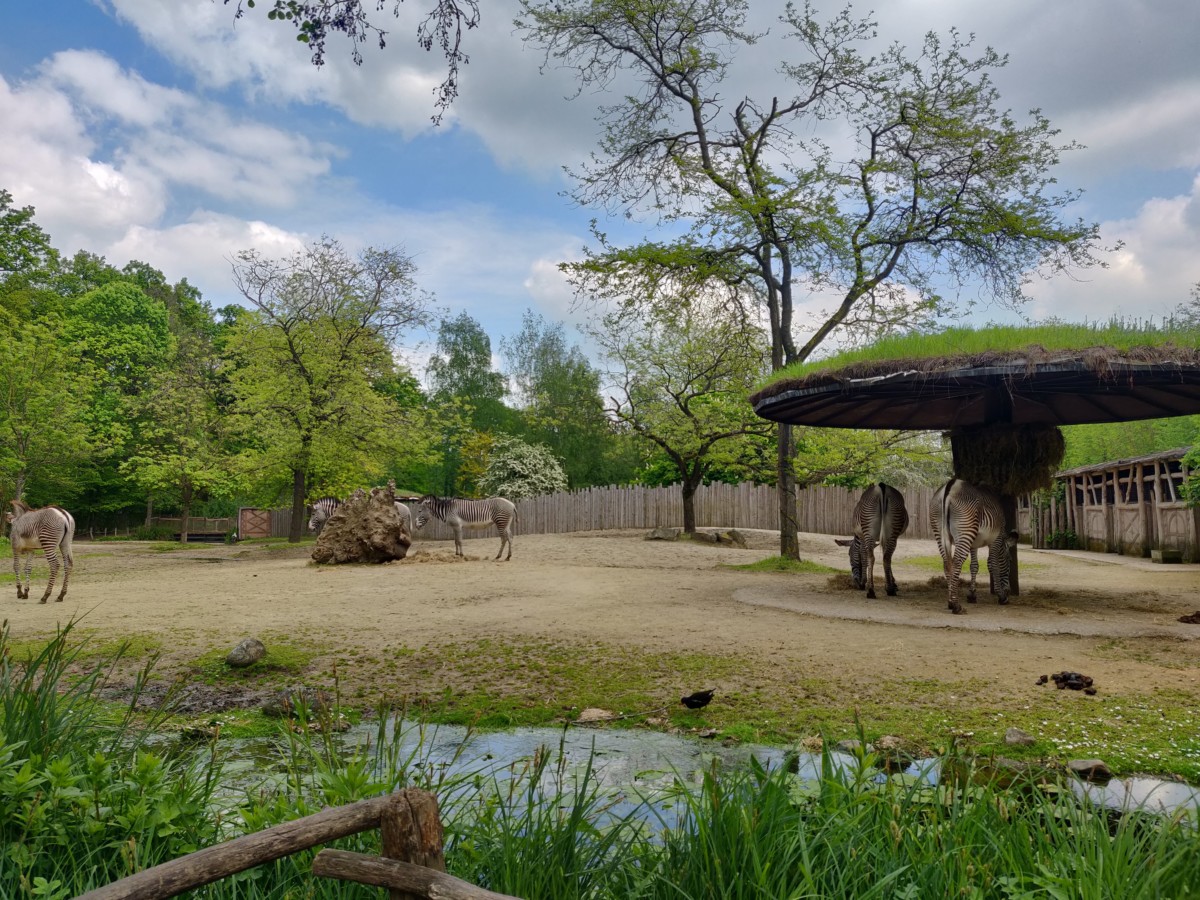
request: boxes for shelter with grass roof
[750,323,1200,592]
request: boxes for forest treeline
[2,189,1197,538]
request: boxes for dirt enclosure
[6,529,1200,726]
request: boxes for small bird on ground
[681,689,715,710]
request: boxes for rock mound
[311,483,411,564]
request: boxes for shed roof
[1055,447,1193,478]
[751,347,1200,430]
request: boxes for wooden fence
[76,788,516,900]
[400,483,942,544]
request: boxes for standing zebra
[413,495,517,560]
[307,497,342,535]
[834,483,910,599]
[930,478,1018,614]
[7,500,75,603]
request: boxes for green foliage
[477,434,569,500]
[769,320,1200,387]
[0,621,222,897]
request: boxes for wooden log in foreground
[313,849,521,900]
[75,794,396,900]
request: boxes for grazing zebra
[307,497,342,535]
[413,495,517,560]
[7,500,75,603]
[930,478,1018,614]
[834,483,910,599]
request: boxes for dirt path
[7,529,1200,717]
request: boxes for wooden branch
[313,850,521,900]
[75,795,393,900]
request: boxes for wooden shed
[1019,448,1199,561]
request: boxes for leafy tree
[0,315,93,512]
[225,0,479,122]
[227,236,430,540]
[121,333,237,541]
[587,296,772,532]
[520,0,1104,557]
[0,189,56,280]
[426,313,514,493]
[477,434,568,500]
[500,310,618,488]
[61,281,175,517]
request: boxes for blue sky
[3,1,1199,376]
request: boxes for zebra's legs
[39,546,61,604]
[882,537,899,596]
[452,523,464,557]
[57,539,73,601]
[966,548,982,604]
[863,539,878,599]
[13,551,29,599]
[990,536,1011,604]
[495,526,512,561]
[948,541,974,614]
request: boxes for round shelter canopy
[751,349,1200,430]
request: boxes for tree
[226,0,479,122]
[500,310,618,488]
[121,334,236,542]
[0,189,56,280]
[425,313,514,493]
[0,315,93,513]
[588,296,772,533]
[227,236,431,541]
[477,434,569,500]
[520,0,1103,557]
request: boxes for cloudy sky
[3,0,1199,368]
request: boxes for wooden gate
[238,507,271,540]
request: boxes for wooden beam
[313,850,521,900]
[76,796,392,900]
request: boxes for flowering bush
[477,436,568,500]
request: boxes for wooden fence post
[380,789,446,900]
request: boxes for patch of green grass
[762,320,1200,388]
[190,637,319,686]
[723,555,839,574]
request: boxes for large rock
[645,526,679,541]
[311,483,411,564]
[226,638,266,668]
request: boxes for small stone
[226,638,266,668]
[874,734,904,752]
[1068,758,1113,783]
[835,739,864,754]
[1004,727,1036,747]
[698,728,719,738]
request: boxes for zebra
[307,497,342,535]
[393,501,412,533]
[7,500,75,603]
[413,495,517,560]
[834,483,910,599]
[930,478,1018,614]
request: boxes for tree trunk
[681,477,699,533]
[145,496,154,528]
[179,483,193,545]
[290,468,307,543]
[777,424,799,559]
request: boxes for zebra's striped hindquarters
[930,478,1017,614]
[7,500,75,603]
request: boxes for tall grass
[765,319,1200,387]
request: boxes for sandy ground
[7,528,1200,712]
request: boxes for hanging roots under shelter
[949,424,1066,496]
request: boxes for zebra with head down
[413,495,516,560]
[309,496,411,535]
[931,477,1018,614]
[7,500,75,603]
[834,482,909,599]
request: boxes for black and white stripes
[413,495,517,560]
[7,500,75,603]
